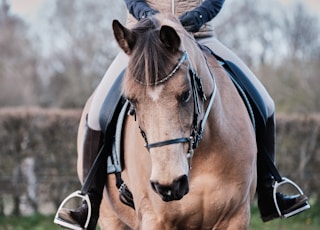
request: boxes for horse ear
[112,20,136,55]
[159,25,181,52]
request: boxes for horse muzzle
[150,175,189,202]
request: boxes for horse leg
[140,219,169,230]
[99,173,138,229]
[99,189,131,229]
[223,201,251,230]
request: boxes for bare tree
[282,2,320,61]
[214,0,282,67]
[37,0,126,107]
[1,0,319,112]
[0,0,41,106]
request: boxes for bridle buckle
[186,136,195,170]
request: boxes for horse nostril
[150,175,189,201]
[174,175,189,195]
[150,181,171,195]
[150,180,158,193]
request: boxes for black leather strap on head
[146,137,191,149]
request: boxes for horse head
[112,14,215,202]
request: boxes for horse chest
[134,174,241,230]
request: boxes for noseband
[138,51,217,169]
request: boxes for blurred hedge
[0,108,319,216]
[0,107,81,216]
[276,113,320,202]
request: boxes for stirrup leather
[54,190,92,230]
[273,177,310,219]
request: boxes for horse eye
[179,90,191,103]
[127,99,137,116]
[129,106,136,116]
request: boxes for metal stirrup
[54,190,92,230]
[273,177,310,219]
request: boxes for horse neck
[198,53,237,152]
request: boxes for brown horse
[78,14,257,229]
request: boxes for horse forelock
[127,15,185,86]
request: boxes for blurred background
[0,0,319,229]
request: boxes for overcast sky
[10,0,320,20]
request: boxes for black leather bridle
[138,51,217,169]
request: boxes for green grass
[0,214,59,230]
[249,203,320,230]
[0,204,319,230]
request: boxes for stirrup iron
[54,190,92,230]
[273,177,310,219]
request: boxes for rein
[139,51,217,169]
